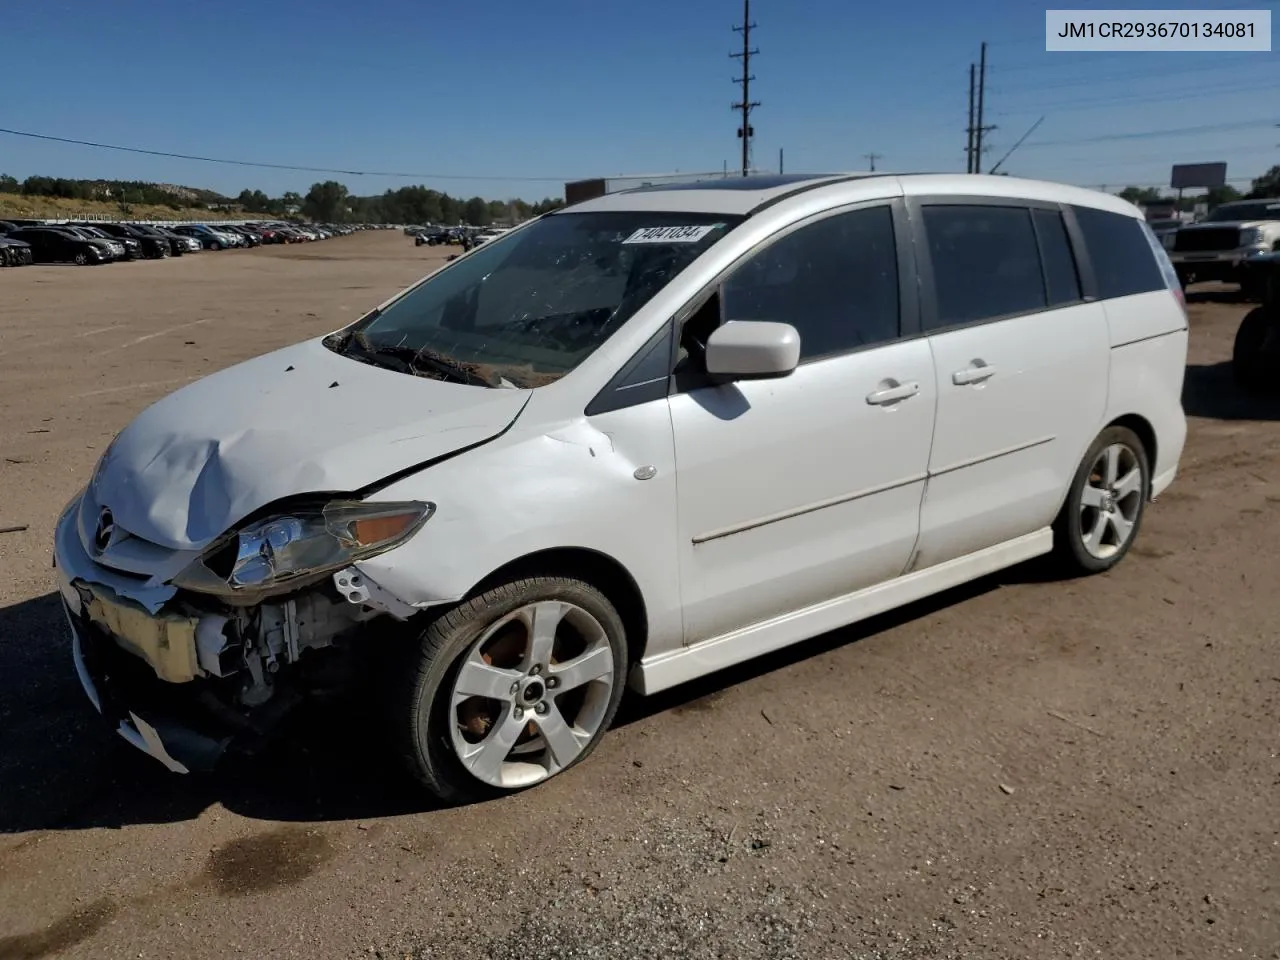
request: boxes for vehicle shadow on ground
[1182,361,1280,421]
[0,557,1061,833]
[1185,287,1250,305]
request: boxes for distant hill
[0,175,232,208]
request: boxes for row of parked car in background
[405,223,513,248]
[0,219,371,266]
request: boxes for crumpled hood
[93,337,529,551]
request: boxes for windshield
[329,210,741,388]
[1206,201,1280,222]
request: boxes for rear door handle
[952,364,997,385]
[866,381,920,406]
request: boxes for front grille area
[1174,227,1240,253]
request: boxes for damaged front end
[55,490,433,774]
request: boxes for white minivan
[54,173,1189,802]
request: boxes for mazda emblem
[94,508,115,553]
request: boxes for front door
[667,201,939,644]
[909,200,1110,568]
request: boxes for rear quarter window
[1072,205,1166,300]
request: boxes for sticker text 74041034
[621,225,720,245]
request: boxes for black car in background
[86,222,171,259]
[0,235,33,266]
[6,227,111,265]
[63,225,135,260]
[127,222,187,256]
[152,225,201,253]
[223,224,262,247]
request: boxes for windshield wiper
[331,329,414,373]
[332,330,495,387]
[409,346,498,388]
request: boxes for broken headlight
[174,499,434,599]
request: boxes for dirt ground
[0,231,1277,960]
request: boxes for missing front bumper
[67,609,229,773]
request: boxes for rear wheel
[392,576,628,804]
[1052,426,1150,575]
[1233,307,1280,394]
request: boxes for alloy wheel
[447,600,615,789]
[1079,442,1144,559]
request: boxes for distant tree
[531,197,565,216]
[1118,186,1164,205]
[463,196,490,226]
[1246,165,1280,199]
[237,188,273,213]
[0,174,19,194]
[302,181,350,221]
[1204,184,1241,206]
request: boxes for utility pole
[779,147,784,174]
[731,0,760,177]
[966,63,976,173]
[974,41,996,174]
[864,152,881,172]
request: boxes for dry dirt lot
[0,231,1277,960]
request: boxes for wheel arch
[1052,411,1160,524]
[463,546,650,666]
[1105,412,1157,491]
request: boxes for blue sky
[2,0,1277,202]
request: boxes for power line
[1042,144,1280,168]
[991,57,1277,94]
[988,116,1044,175]
[0,126,573,182]
[1017,118,1278,149]
[995,78,1280,115]
[988,54,1269,82]
[730,0,760,178]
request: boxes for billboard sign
[1170,162,1227,190]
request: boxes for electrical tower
[731,0,759,177]
[965,63,976,173]
[864,152,882,172]
[972,42,996,173]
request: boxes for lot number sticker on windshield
[622,224,719,244]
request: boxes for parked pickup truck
[1169,198,1280,298]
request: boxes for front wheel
[1052,426,1150,575]
[392,576,629,805]
[73,252,89,265]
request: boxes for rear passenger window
[721,205,900,360]
[1071,205,1165,299]
[922,205,1045,328]
[1031,208,1082,305]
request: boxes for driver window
[719,205,901,361]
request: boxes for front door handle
[866,381,920,406]
[952,363,997,386]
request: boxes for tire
[1051,426,1150,575]
[73,252,89,265]
[391,576,629,804]
[1232,307,1279,394]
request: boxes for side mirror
[704,320,800,383]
